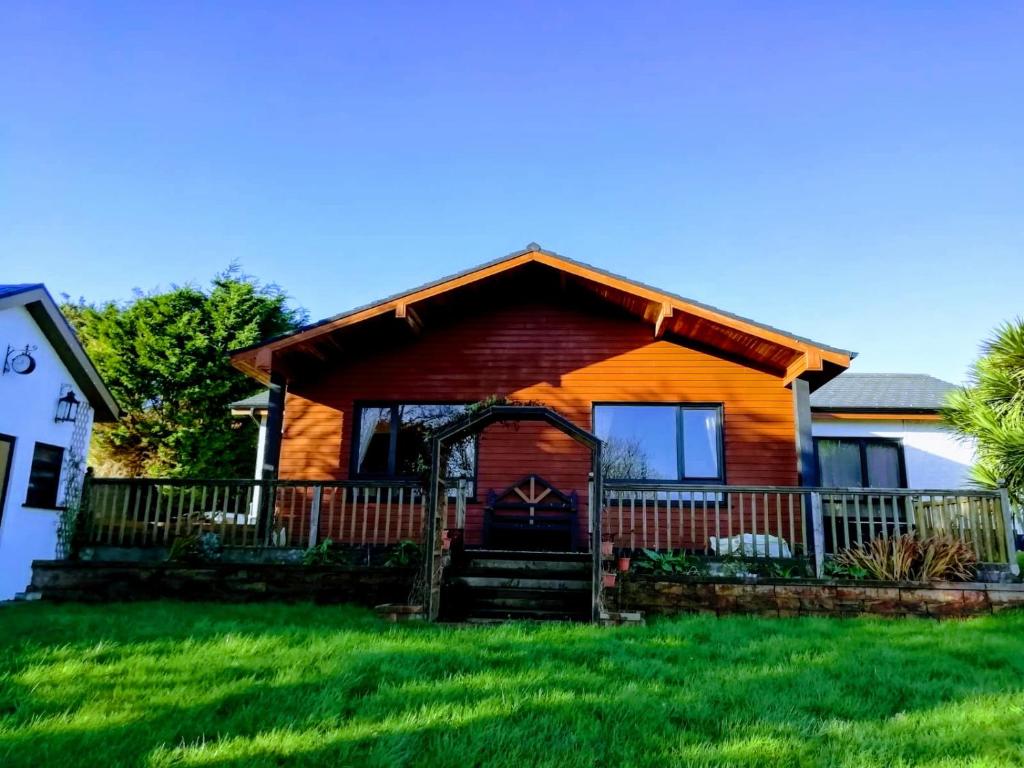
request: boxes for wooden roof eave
[228,248,853,382]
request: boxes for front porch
[70,472,1020,621]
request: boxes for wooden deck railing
[83,478,431,549]
[81,478,1017,572]
[602,485,810,558]
[601,484,1017,569]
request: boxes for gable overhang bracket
[783,350,824,387]
[396,303,423,335]
[653,303,674,339]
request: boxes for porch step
[463,549,591,563]
[443,549,594,623]
[467,608,590,622]
[449,575,589,591]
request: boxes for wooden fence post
[998,482,1019,575]
[308,485,323,549]
[810,491,826,578]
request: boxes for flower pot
[602,572,617,588]
[617,556,631,573]
[601,540,614,556]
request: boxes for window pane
[26,443,63,508]
[817,439,862,487]
[395,404,473,479]
[865,443,901,488]
[595,405,677,480]
[356,407,392,474]
[682,408,721,478]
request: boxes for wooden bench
[483,475,579,551]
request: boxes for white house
[0,284,118,600]
[810,373,974,489]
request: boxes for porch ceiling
[229,246,853,388]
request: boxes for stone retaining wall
[616,575,1024,618]
[30,560,416,605]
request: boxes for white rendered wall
[0,305,95,599]
[811,418,976,489]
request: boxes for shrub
[302,539,353,566]
[633,549,709,576]
[835,534,977,582]
[384,540,422,568]
[167,531,222,563]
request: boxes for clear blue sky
[2,2,1021,384]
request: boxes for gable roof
[230,244,854,387]
[810,373,956,413]
[0,284,120,422]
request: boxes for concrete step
[463,558,589,573]
[471,594,590,612]
[449,575,590,591]
[467,607,590,622]
[463,549,591,563]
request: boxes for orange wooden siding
[279,301,798,546]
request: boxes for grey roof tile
[230,391,270,410]
[810,373,957,411]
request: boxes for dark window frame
[592,402,726,485]
[813,436,907,489]
[25,441,65,509]
[0,433,15,527]
[350,401,479,495]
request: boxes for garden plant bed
[614,573,1024,618]
[29,560,416,606]
[2,602,1024,767]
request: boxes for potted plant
[601,533,614,557]
[614,532,632,572]
[602,572,617,588]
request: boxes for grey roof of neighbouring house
[0,283,120,421]
[810,373,958,412]
[230,391,270,412]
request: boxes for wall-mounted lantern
[55,385,81,424]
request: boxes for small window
[26,443,64,508]
[353,404,476,493]
[594,404,724,482]
[815,437,906,489]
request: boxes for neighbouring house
[810,373,974,490]
[0,284,119,600]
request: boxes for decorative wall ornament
[3,344,38,375]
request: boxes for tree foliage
[64,267,305,478]
[943,318,1024,504]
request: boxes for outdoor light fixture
[55,386,81,424]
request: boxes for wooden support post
[792,378,819,487]
[793,377,823,574]
[425,437,444,621]
[261,372,285,481]
[999,482,1019,575]
[591,446,603,623]
[307,485,322,549]
[257,372,285,542]
[810,491,826,578]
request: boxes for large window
[593,404,723,482]
[815,437,906,489]
[353,404,476,491]
[25,442,64,508]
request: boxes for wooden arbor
[425,405,604,621]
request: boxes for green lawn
[2,604,1023,767]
